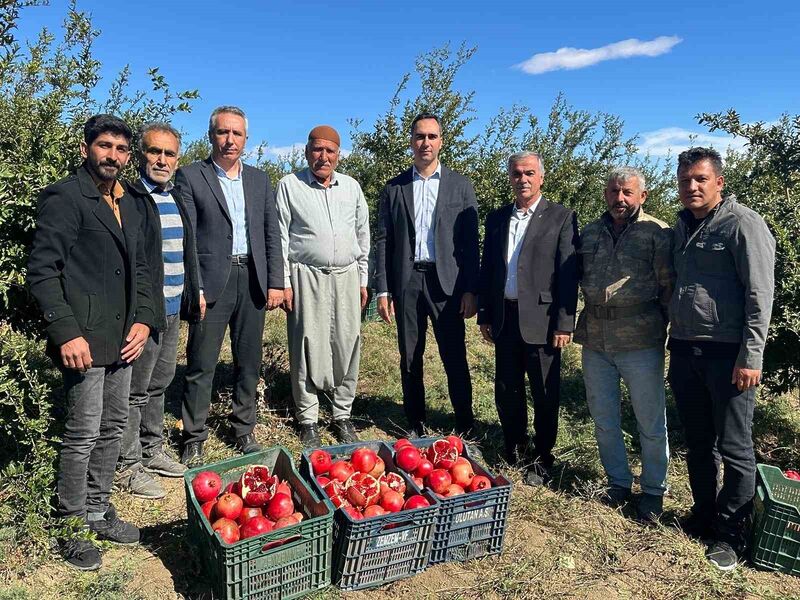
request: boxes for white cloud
[637,127,749,157]
[246,142,351,160]
[514,35,682,75]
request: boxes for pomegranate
[309,449,332,475]
[450,461,475,489]
[237,506,263,526]
[395,446,422,472]
[239,465,279,507]
[447,435,465,455]
[350,447,378,474]
[292,512,304,522]
[467,475,492,492]
[414,458,434,479]
[215,492,244,521]
[427,439,458,470]
[212,517,240,544]
[380,490,405,513]
[276,481,292,498]
[317,475,331,486]
[785,470,800,481]
[378,472,407,496]
[201,500,217,521]
[329,460,354,483]
[368,456,386,478]
[344,472,381,508]
[323,479,349,508]
[240,515,274,539]
[426,469,452,495]
[443,483,465,497]
[266,493,295,521]
[394,438,413,451]
[363,505,387,518]
[453,456,470,467]
[412,476,424,488]
[403,495,430,510]
[192,471,222,503]
[274,515,299,529]
[343,505,364,520]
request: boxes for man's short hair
[138,122,182,154]
[607,166,647,192]
[678,147,723,176]
[507,151,545,175]
[410,113,441,135]
[208,105,249,136]
[83,114,132,146]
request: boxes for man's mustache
[99,160,120,168]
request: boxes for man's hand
[60,336,93,371]
[199,292,207,321]
[266,288,284,310]
[732,366,761,391]
[360,287,368,310]
[377,295,394,324]
[480,323,494,344]
[283,287,294,312]
[121,323,150,363]
[460,292,477,319]
[552,331,571,349]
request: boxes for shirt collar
[412,162,442,181]
[514,194,541,216]
[140,175,174,194]
[212,159,242,181]
[304,167,338,188]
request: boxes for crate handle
[756,483,765,503]
[464,498,488,509]
[379,519,416,532]
[260,534,303,553]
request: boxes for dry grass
[2,310,799,599]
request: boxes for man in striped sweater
[115,122,202,499]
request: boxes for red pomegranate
[309,449,332,475]
[329,460,354,483]
[467,475,492,492]
[350,447,378,474]
[344,472,381,508]
[192,471,222,503]
[427,439,458,470]
[450,461,475,489]
[412,476,424,488]
[276,481,292,498]
[215,492,243,521]
[363,505,387,518]
[212,517,240,544]
[237,506,263,526]
[224,481,242,496]
[201,499,217,521]
[393,438,413,451]
[426,469,452,495]
[240,515,274,539]
[402,495,430,510]
[323,479,349,508]
[380,490,405,513]
[414,458,434,479]
[343,505,364,520]
[317,475,331,486]
[239,465,279,507]
[447,435,465,455]
[274,515,299,529]
[292,512,304,522]
[378,472,407,496]
[395,446,422,472]
[368,456,386,478]
[266,493,295,521]
[443,483,465,497]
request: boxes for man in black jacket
[27,114,154,570]
[114,122,202,499]
[478,151,579,485]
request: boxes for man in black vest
[478,151,579,485]
[28,114,154,570]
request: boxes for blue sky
[15,0,799,159]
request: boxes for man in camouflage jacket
[575,167,675,522]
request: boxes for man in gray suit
[374,113,480,437]
[176,106,284,466]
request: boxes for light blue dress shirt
[504,196,541,299]
[212,160,248,255]
[412,163,442,262]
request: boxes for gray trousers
[58,363,132,519]
[287,262,361,425]
[119,313,181,468]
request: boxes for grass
[2,310,800,599]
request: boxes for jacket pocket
[691,284,719,329]
[84,293,100,331]
[693,235,734,275]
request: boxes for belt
[587,301,657,320]
[231,254,249,265]
[413,262,436,272]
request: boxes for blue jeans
[57,363,132,519]
[582,346,669,496]
[119,313,181,468]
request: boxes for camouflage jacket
[574,209,675,352]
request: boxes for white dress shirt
[504,196,541,299]
[412,162,442,262]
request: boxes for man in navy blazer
[478,151,579,485]
[374,113,480,437]
[176,106,283,466]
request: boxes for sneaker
[636,493,664,523]
[143,450,187,477]
[331,419,360,444]
[299,424,321,448]
[599,485,632,508]
[706,541,738,571]
[181,441,204,467]
[87,504,139,545]
[114,465,166,500]
[60,537,101,571]
[235,433,262,454]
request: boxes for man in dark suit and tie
[477,151,579,485]
[176,106,284,466]
[374,113,480,437]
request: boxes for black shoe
[181,441,204,467]
[636,493,664,523]
[706,540,738,571]
[680,512,715,540]
[523,463,551,487]
[60,537,101,571]
[598,485,632,508]
[236,432,262,454]
[406,422,426,440]
[299,424,321,448]
[331,419,360,444]
[87,504,139,545]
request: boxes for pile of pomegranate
[191,465,304,545]
[309,446,430,520]
[391,436,492,498]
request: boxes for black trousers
[494,301,561,467]
[182,259,266,444]
[668,351,756,546]
[395,267,474,433]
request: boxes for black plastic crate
[752,463,800,576]
[299,440,439,590]
[184,447,333,600]
[393,437,512,565]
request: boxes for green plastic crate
[361,292,380,323]
[752,463,800,576]
[184,447,333,599]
